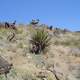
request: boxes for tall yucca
[30,29,51,54]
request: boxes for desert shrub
[48,25,53,30]
[30,29,51,54]
[30,19,39,25]
[7,33,15,42]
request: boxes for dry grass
[0,26,80,80]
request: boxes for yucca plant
[30,29,51,54]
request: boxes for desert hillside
[0,22,80,80]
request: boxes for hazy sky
[0,0,80,31]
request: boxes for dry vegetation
[0,20,80,80]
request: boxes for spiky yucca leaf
[30,29,51,54]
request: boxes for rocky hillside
[0,24,80,80]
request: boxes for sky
[0,0,80,31]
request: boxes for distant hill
[0,23,80,80]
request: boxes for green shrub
[30,29,51,54]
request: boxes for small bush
[7,33,15,42]
[30,29,51,54]
[30,19,39,25]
